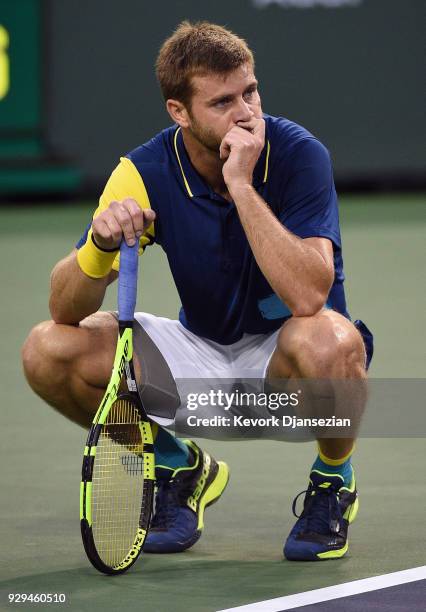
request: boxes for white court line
[217,566,426,612]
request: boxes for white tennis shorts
[134,312,280,426]
[133,312,317,442]
[135,312,279,381]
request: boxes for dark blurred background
[0,0,424,198]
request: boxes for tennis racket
[80,240,155,575]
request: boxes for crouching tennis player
[22,21,373,561]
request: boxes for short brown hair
[156,21,254,106]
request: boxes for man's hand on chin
[220,116,265,194]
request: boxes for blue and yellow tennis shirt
[77,114,353,346]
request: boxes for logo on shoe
[187,454,211,512]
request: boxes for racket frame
[80,242,155,575]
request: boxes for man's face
[185,63,262,152]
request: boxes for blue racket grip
[118,240,139,322]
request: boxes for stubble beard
[187,113,222,153]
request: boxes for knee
[278,313,366,377]
[22,320,73,390]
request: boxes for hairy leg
[22,312,128,428]
[267,309,367,458]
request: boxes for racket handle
[118,240,139,322]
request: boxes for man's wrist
[227,182,255,202]
[91,233,119,253]
[76,229,118,279]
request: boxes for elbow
[49,288,78,325]
[287,262,334,318]
[49,268,62,322]
[49,297,67,325]
[291,290,329,318]
[49,279,65,324]
[49,260,80,325]
[49,296,80,326]
[49,302,63,325]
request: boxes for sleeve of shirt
[75,157,155,271]
[278,138,341,249]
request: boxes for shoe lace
[150,476,193,528]
[150,480,180,528]
[291,483,343,535]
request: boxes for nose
[232,97,253,124]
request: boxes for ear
[166,99,190,128]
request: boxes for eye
[214,98,231,108]
[244,87,257,101]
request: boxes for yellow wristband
[76,230,118,279]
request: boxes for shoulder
[264,114,331,169]
[126,124,177,167]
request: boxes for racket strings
[91,398,148,566]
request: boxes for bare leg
[22,312,120,428]
[266,309,367,458]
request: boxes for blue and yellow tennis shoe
[284,468,359,561]
[143,440,229,553]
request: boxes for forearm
[230,185,333,316]
[49,251,117,324]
